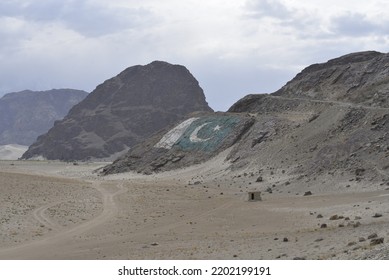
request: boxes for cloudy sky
[1,0,389,111]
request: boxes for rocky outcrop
[22,61,213,161]
[0,89,88,146]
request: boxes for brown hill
[22,61,213,160]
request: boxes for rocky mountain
[103,51,389,189]
[0,89,88,146]
[225,51,388,179]
[22,61,213,161]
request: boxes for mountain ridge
[0,89,88,146]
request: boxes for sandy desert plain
[0,151,389,260]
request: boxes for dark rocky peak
[23,61,213,161]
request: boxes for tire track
[0,180,127,259]
[32,201,64,231]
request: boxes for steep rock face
[0,89,88,146]
[22,61,213,160]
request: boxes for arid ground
[0,155,388,260]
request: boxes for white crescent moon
[189,123,213,143]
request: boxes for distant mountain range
[0,89,88,146]
[22,61,213,161]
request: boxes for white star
[213,125,222,131]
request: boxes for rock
[370,238,384,246]
[359,237,366,242]
[256,176,263,182]
[251,131,269,147]
[320,224,327,228]
[372,213,383,218]
[368,233,378,240]
[347,241,357,246]
[355,168,366,176]
[330,215,339,220]
[353,222,361,228]
[283,237,289,242]
[303,191,313,196]
[308,114,320,123]
[317,214,323,219]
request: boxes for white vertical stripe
[154,117,199,149]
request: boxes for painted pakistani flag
[155,116,241,152]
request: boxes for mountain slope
[225,51,389,186]
[0,89,88,146]
[22,61,213,161]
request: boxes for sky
[1,0,389,111]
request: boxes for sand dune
[0,144,28,160]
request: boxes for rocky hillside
[102,112,254,174]
[225,51,389,183]
[103,51,389,190]
[22,61,213,161]
[274,50,389,106]
[0,89,88,146]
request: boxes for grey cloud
[189,56,294,111]
[331,13,387,37]
[244,0,291,20]
[243,0,325,39]
[0,0,156,37]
